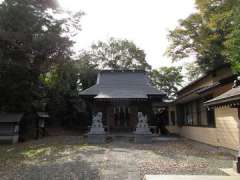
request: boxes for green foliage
[166,0,237,73]
[40,60,97,125]
[41,62,81,97]
[83,38,151,71]
[0,0,77,71]
[0,63,40,112]
[225,1,240,73]
[0,0,82,112]
[40,62,80,124]
[150,67,183,99]
[74,56,98,90]
[185,62,203,81]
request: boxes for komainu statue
[233,76,240,88]
[89,112,105,134]
[135,112,151,135]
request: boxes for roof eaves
[205,95,240,107]
[177,63,231,94]
[79,85,98,95]
[204,87,240,107]
[196,82,221,94]
[177,74,207,94]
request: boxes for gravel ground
[0,136,236,180]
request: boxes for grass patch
[21,147,52,158]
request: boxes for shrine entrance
[106,102,139,132]
[92,99,164,133]
[112,106,130,128]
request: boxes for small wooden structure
[0,113,23,144]
[205,78,240,173]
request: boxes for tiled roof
[176,83,220,103]
[0,113,23,123]
[205,86,240,107]
[177,63,231,94]
[79,70,165,99]
[196,83,221,94]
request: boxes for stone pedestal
[87,126,106,144]
[87,112,106,144]
[134,112,152,143]
[134,134,152,143]
[87,134,106,144]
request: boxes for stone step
[100,170,140,180]
[144,175,240,180]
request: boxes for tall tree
[225,1,240,73]
[0,0,82,72]
[150,67,183,99]
[83,38,151,71]
[166,0,237,73]
[39,62,81,121]
[0,0,82,111]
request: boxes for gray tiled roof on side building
[205,86,240,107]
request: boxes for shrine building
[79,70,168,133]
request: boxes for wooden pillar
[106,102,111,132]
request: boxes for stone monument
[87,112,106,144]
[134,112,152,143]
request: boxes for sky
[58,0,197,69]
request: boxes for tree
[166,0,237,73]
[83,38,151,71]
[0,63,40,112]
[41,62,81,97]
[185,62,203,81]
[39,62,80,123]
[0,0,82,111]
[0,0,83,72]
[39,58,98,127]
[150,67,183,99]
[225,1,240,73]
[74,55,98,90]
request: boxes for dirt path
[0,136,235,180]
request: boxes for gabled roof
[0,113,23,123]
[205,86,240,107]
[79,70,165,99]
